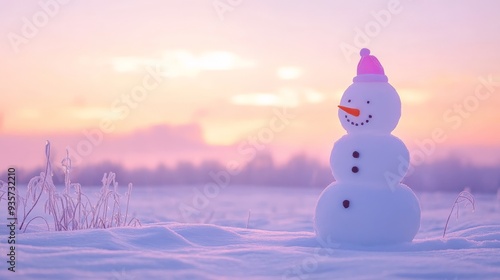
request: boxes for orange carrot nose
[338,105,360,117]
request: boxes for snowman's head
[338,48,401,134]
[338,83,401,134]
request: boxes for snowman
[314,48,420,245]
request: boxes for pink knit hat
[353,48,388,83]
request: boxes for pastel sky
[1,0,500,170]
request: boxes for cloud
[111,50,255,78]
[15,108,41,119]
[112,57,142,72]
[230,87,325,107]
[70,106,121,120]
[231,93,284,107]
[399,89,430,105]
[277,66,302,80]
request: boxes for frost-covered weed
[0,180,6,204]
[13,141,140,232]
[443,190,475,238]
[246,209,251,229]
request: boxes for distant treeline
[4,153,500,193]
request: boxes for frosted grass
[1,141,140,232]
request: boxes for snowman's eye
[348,99,351,103]
[343,200,350,209]
[367,101,370,104]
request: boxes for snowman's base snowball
[314,182,420,245]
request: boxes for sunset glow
[1,0,500,170]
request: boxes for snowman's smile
[338,105,372,126]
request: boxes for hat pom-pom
[360,48,370,57]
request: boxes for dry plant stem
[19,141,51,231]
[124,183,132,226]
[0,181,6,202]
[24,216,50,231]
[443,191,475,238]
[246,210,251,229]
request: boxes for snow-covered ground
[1,186,500,279]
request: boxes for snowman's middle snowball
[330,134,409,185]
